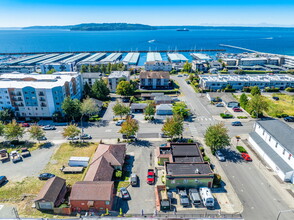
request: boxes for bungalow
[34,177,67,210]
[154,95,173,105]
[130,103,148,113]
[156,104,173,115]
[70,181,114,212]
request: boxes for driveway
[0,143,57,181]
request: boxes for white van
[199,187,214,208]
[189,189,201,207]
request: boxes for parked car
[68,136,79,140]
[0,149,9,163]
[80,134,92,140]
[189,189,201,207]
[37,136,47,141]
[215,103,224,107]
[127,114,135,118]
[38,173,55,180]
[21,123,30,127]
[130,173,138,186]
[116,120,125,126]
[233,107,243,112]
[19,148,31,158]
[284,116,294,122]
[241,153,252,161]
[147,169,155,184]
[215,150,225,161]
[120,187,130,200]
[231,121,242,126]
[42,125,56,130]
[177,74,183,77]
[10,151,22,163]
[122,134,137,140]
[272,96,279,101]
[0,176,7,186]
[184,74,188,76]
[199,187,214,208]
[178,189,190,207]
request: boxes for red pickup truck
[147,169,155,184]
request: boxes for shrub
[242,87,251,93]
[237,116,248,119]
[203,155,210,163]
[117,138,120,143]
[264,87,280,92]
[285,87,294,92]
[224,88,236,93]
[213,174,222,186]
[276,113,289,118]
[220,113,233,118]
[199,146,205,152]
[236,146,247,153]
[187,139,194,143]
[115,170,122,178]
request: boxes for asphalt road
[173,75,293,220]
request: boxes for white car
[42,125,56,130]
[215,150,225,161]
[116,120,125,126]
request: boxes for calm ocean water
[1,27,294,57]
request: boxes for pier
[219,44,259,53]
[0,49,225,56]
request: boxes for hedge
[237,116,248,119]
[264,87,280,92]
[203,155,210,163]
[236,146,247,153]
[135,89,179,94]
[285,87,294,92]
[220,113,233,118]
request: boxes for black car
[284,116,294,122]
[38,173,55,180]
[272,97,279,101]
[0,176,7,186]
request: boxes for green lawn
[265,93,294,117]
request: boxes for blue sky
[1,0,294,27]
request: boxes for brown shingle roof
[84,156,114,181]
[35,176,66,202]
[94,144,126,166]
[70,181,114,201]
[140,71,170,79]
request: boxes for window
[7,102,10,104]
[289,154,292,160]
[35,108,38,110]
[171,180,175,184]
[56,103,60,105]
[105,201,110,205]
[263,130,265,135]
[275,143,278,148]
[5,96,8,99]
[283,149,285,155]
[183,179,188,184]
[269,136,271,142]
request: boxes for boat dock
[2,54,45,65]
[122,52,140,65]
[39,53,74,65]
[147,52,162,62]
[191,53,213,61]
[80,53,107,63]
[19,53,59,65]
[60,53,91,63]
[167,53,188,63]
[219,44,259,53]
[101,53,122,63]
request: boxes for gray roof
[154,95,172,102]
[256,120,294,155]
[156,104,172,111]
[171,144,201,157]
[166,163,213,176]
[249,132,293,174]
[131,103,147,110]
[82,72,102,79]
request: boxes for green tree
[172,102,190,119]
[62,124,81,140]
[61,97,81,121]
[239,93,249,108]
[116,81,135,97]
[81,97,99,123]
[0,122,5,137]
[112,102,130,118]
[0,108,15,123]
[250,86,261,96]
[83,82,92,97]
[161,115,184,139]
[249,95,268,118]
[4,120,25,141]
[182,61,192,73]
[46,68,56,74]
[91,79,110,101]
[204,123,230,153]
[144,103,155,117]
[28,125,45,142]
[119,116,139,139]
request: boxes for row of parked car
[178,187,215,208]
[0,148,31,163]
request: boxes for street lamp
[276,209,294,220]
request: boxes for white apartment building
[144,61,172,72]
[0,72,82,119]
[108,71,130,92]
[81,73,102,87]
[199,74,294,90]
[249,120,294,183]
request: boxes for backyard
[0,142,98,218]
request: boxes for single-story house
[130,103,148,113]
[156,104,173,115]
[34,177,67,210]
[70,181,114,212]
[154,95,173,105]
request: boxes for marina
[122,52,140,65]
[167,53,188,63]
[19,53,59,65]
[2,54,45,65]
[39,53,74,64]
[101,53,123,63]
[60,53,91,63]
[191,53,213,61]
[147,52,162,62]
[79,53,107,62]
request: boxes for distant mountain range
[23,23,157,31]
[22,23,294,31]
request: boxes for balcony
[38,92,45,96]
[41,103,47,107]
[39,98,46,101]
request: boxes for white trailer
[68,157,90,167]
[199,187,214,208]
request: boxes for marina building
[145,61,172,71]
[191,53,212,62]
[0,65,35,74]
[140,71,170,89]
[122,52,140,65]
[38,53,74,65]
[108,71,130,92]
[100,53,122,64]
[199,74,294,90]
[19,54,59,65]
[146,52,162,62]
[0,72,82,119]
[2,54,45,65]
[167,53,188,63]
[249,120,294,183]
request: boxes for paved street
[173,75,293,220]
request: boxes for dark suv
[284,116,294,122]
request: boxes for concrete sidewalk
[198,137,243,214]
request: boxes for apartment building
[108,71,130,92]
[0,72,82,119]
[145,61,172,71]
[140,71,170,89]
